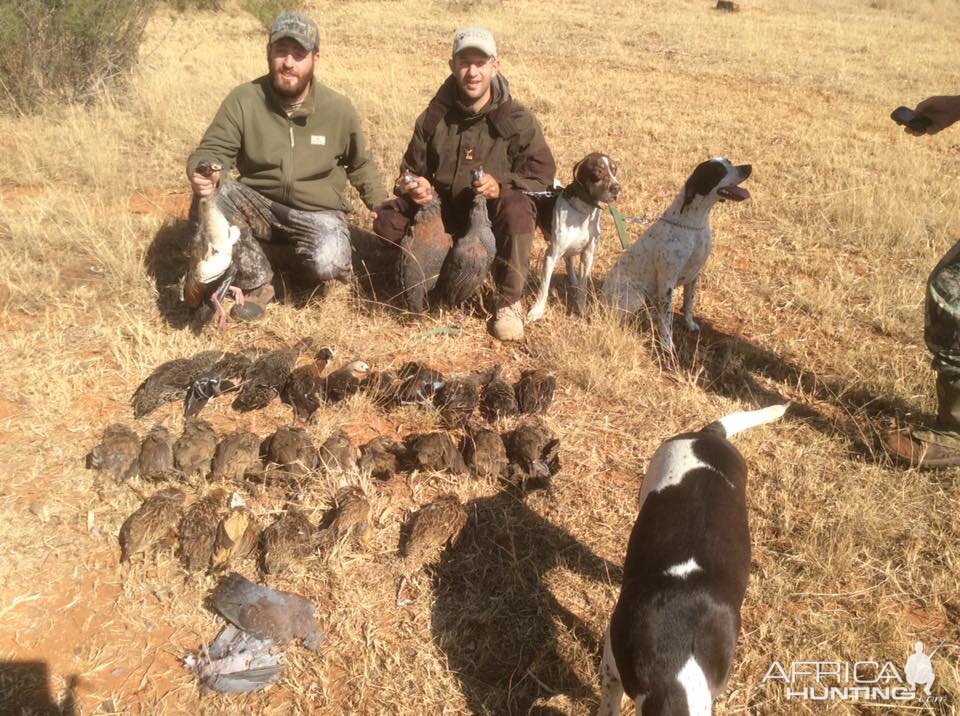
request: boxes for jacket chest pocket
[293,129,340,178]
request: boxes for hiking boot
[230,282,274,323]
[883,429,960,469]
[491,300,525,342]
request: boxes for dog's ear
[682,159,727,211]
[572,157,586,185]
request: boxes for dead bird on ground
[209,572,324,650]
[86,423,140,483]
[178,489,230,572]
[280,346,336,423]
[174,418,218,482]
[504,418,560,494]
[259,509,318,575]
[514,369,557,415]
[119,487,186,563]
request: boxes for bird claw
[211,295,228,329]
[229,286,245,307]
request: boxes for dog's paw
[527,304,546,322]
[685,316,700,332]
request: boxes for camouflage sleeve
[186,89,243,179]
[926,239,960,376]
[503,106,556,193]
[342,100,389,209]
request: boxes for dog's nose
[738,164,752,179]
[610,183,621,198]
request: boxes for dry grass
[1,0,959,713]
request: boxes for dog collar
[659,216,708,231]
[563,181,601,209]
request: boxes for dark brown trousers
[373,188,536,307]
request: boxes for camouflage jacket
[187,76,387,212]
[399,74,556,206]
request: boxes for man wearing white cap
[374,27,556,341]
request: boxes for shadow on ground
[672,320,926,459]
[430,491,621,715]
[143,218,195,330]
[0,661,77,715]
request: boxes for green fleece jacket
[187,76,387,212]
[399,74,555,205]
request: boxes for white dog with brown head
[527,152,621,322]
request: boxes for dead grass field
[1,0,959,713]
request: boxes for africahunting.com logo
[762,641,949,704]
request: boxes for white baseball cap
[452,27,497,58]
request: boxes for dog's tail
[702,404,788,439]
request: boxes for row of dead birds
[87,413,560,569]
[132,342,557,427]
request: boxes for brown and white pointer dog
[599,404,786,716]
[527,152,620,321]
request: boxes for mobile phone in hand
[891,106,933,132]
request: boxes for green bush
[0,0,156,115]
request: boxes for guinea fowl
[438,168,496,306]
[183,165,244,329]
[397,181,452,313]
[178,488,229,572]
[514,368,557,414]
[174,418,218,482]
[86,424,140,483]
[280,347,336,423]
[119,487,185,563]
[232,348,299,412]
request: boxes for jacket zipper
[283,119,295,205]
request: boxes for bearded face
[267,37,317,100]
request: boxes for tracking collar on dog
[658,216,708,231]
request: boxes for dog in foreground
[527,152,620,322]
[599,403,787,715]
[602,157,751,351]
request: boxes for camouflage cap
[269,11,319,52]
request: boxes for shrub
[0,0,156,116]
